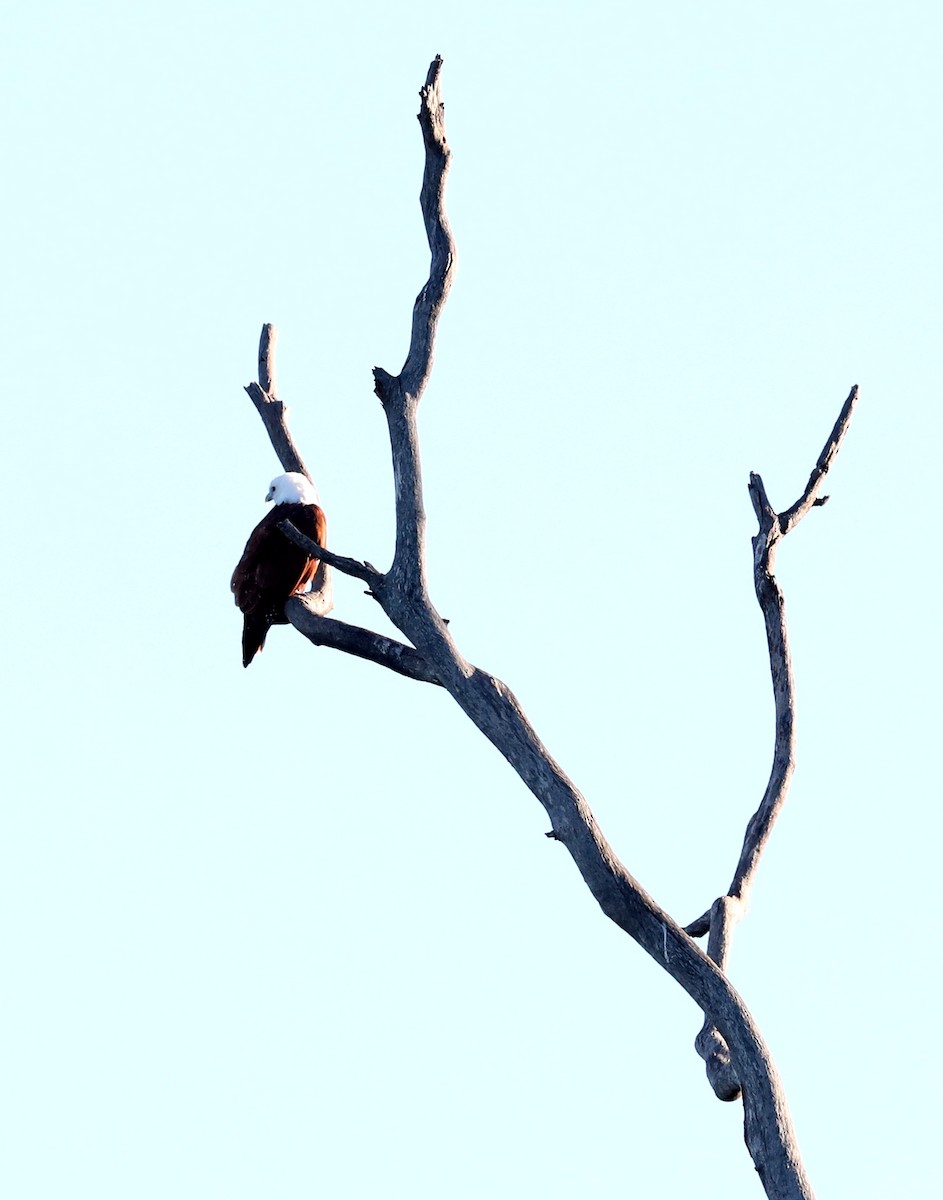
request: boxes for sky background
[3,2,941,1197]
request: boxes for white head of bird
[265,472,321,506]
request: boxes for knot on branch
[373,367,397,406]
[695,1024,742,1102]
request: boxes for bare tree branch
[780,386,858,533]
[397,54,457,402]
[233,58,859,1200]
[687,385,859,942]
[244,323,310,479]
[258,322,278,396]
[243,322,333,615]
[287,600,442,685]
[414,660,813,1200]
[694,895,744,1101]
[373,55,457,599]
[685,387,858,1112]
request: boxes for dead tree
[240,57,856,1200]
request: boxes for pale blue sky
[2,2,940,1197]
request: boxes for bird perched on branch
[231,472,327,667]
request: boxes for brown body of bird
[231,472,327,667]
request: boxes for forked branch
[684,388,857,1103]
[688,386,859,934]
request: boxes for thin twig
[258,322,278,397]
[780,386,858,533]
[277,520,384,589]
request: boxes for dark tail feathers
[242,613,271,668]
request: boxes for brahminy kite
[231,472,327,667]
